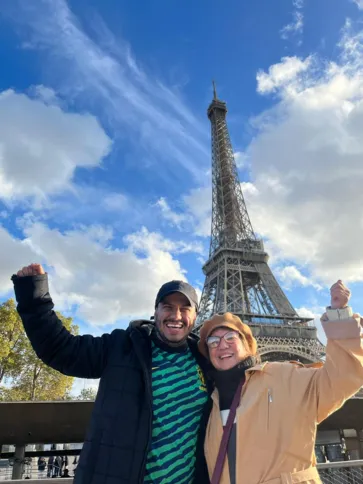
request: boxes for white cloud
[296,306,326,344]
[103,193,129,212]
[353,0,363,10]
[234,151,249,169]
[277,265,322,290]
[183,186,212,237]
[29,85,60,105]
[280,0,304,43]
[280,11,304,41]
[3,222,201,325]
[0,88,111,202]
[155,187,212,238]
[0,225,39,294]
[257,56,311,94]
[125,227,204,256]
[70,224,114,245]
[240,182,258,199]
[155,198,190,229]
[3,0,209,181]
[245,20,363,284]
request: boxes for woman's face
[207,328,249,371]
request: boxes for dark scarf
[209,356,256,410]
[151,328,189,353]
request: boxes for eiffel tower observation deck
[195,83,325,363]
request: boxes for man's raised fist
[330,280,351,310]
[17,264,45,277]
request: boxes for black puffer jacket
[12,274,210,484]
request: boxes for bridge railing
[317,459,363,484]
[5,460,363,483]
[10,481,72,483]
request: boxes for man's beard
[154,318,192,347]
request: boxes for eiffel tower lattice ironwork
[195,84,325,363]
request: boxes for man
[12,263,210,484]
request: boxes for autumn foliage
[0,299,79,401]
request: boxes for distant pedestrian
[47,456,54,478]
[62,468,70,478]
[53,456,62,477]
[38,457,46,472]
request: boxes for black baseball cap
[155,280,199,311]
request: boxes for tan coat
[204,316,363,484]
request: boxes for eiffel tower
[195,83,325,363]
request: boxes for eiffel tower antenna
[212,80,218,100]
[195,89,324,363]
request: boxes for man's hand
[17,264,45,277]
[330,280,351,309]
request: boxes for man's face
[154,292,197,344]
[208,328,248,371]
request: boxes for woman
[196,280,363,484]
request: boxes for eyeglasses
[206,331,240,349]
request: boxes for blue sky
[1,0,363,384]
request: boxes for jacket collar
[210,361,268,404]
[128,319,212,384]
[246,362,268,373]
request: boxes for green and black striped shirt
[144,341,208,484]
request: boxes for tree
[0,300,79,401]
[0,299,28,384]
[75,387,97,401]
